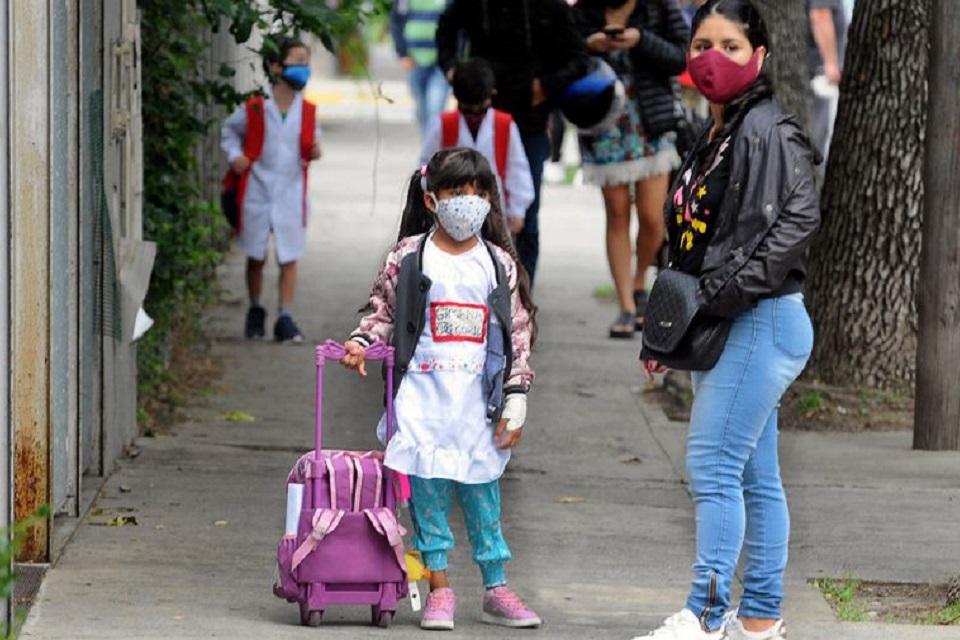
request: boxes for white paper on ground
[285,484,304,535]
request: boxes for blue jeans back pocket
[773,294,814,359]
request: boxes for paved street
[21,93,960,639]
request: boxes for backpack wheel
[299,602,323,627]
[371,605,393,628]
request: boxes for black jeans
[517,131,551,287]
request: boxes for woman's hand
[640,358,668,382]
[341,340,368,377]
[531,78,546,107]
[310,141,323,160]
[609,27,641,50]
[586,32,614,53]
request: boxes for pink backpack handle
[315,340,395,455]
[315,340,408,506]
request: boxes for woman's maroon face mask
[687,49,762,104]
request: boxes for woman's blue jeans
[684,294,813,630]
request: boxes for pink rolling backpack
[273,341,412,627]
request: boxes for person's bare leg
[428,570,450,591]
[246,258,265,305]
[740,616,779,632]
[633,174,670,293]
[278,261,298,311]
[603,184,636,316]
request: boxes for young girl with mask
[221,36,322,344]
[340,148,540,631]
[637,1,820,639]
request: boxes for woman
[638,1,820,638]
[574,0,690,338]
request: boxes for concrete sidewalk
[22,117,960,639]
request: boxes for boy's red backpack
[221,95,317,233]
[440,109,512,203]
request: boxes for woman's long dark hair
[399,147,538,346]
[690,0,774,170]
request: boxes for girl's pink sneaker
[421,587,456,631]
[482,586,542,628]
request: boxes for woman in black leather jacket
[637,1,819,639]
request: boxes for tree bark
[914,0,960,451]
[806,0,930,389]
[754,0,811,127]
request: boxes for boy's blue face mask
[281,65,311,91]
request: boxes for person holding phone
[573,0,690,339]
[436,0,590,288]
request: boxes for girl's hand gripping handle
[341,340,368,376]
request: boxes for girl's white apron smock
[220,87,319,264]
[379,234,510,484]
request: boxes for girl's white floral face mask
[430,194,490,241]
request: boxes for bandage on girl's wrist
[349,334,373,348]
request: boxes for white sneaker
[543,161,566,184]
[631,609,722,639]
[724,616,787,639]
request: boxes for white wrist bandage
[501,394,527,432]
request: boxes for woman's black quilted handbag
[640,269,732,371]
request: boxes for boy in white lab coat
[419,59,534,237]
[221,36,322,343]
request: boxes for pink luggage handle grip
[315,340,411,504]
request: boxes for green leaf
[223,411,255,423]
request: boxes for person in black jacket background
[436,0,589,287]
[637,2,819,639]
[574,0,690,339]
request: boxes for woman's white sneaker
[724,616,787,639]
[631,609,723,639]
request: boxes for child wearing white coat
[221,36,322,343]
[419,59,534,238]
[341,148,541,631]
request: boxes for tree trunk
[914,0,960,451]
[806,0,931,389]
[755,0,811,127]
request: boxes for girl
[341,148,541,631]
[638,1,819,639]
[221,36,322,344]
[573,0,690,338]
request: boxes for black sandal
[634,290,648,331]
[609,309,636,339]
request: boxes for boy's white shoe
[724,616,787,639]
[631,609,723,639]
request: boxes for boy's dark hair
[452,59,496,106]
[397,147,538,346]
[262,35,310,79]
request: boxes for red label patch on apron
[430,302,489,343]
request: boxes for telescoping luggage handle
[314,340,411,505]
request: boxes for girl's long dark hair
[690,0,774,170]
[399,147,538,347]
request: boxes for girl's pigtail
[397,167,435,241]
